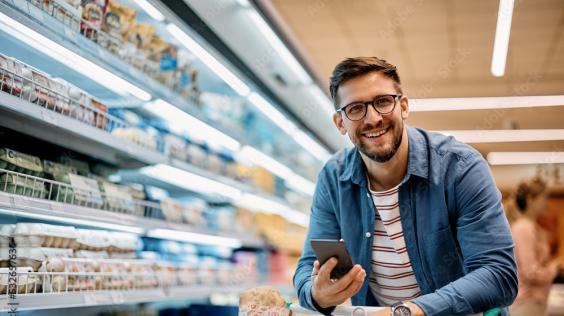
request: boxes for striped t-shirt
[368,185,422,305]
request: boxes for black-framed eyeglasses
[337,94,402,121]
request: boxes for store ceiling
[260,0,564,192]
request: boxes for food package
[49,78,71,115]
[125,23,156,72]
[58,155,90,176]
[197,257,217,286]
[80,0,106,42]
[0,225,13,250]
[67,173,103,208]
[111,127,158,151]
[106,232,138,253]
[91,99,108,130]
[21,65,54,108]
[100,0,125,54]
[160,198,183,223]
[129,260,157,288]
[0,174,46,199]
[67,84,93,127]
[12,223,77,250]
[73,229,110,251]
[43,159,77,202]
[51,0,83,30]
[238,286,290,316]
[163,134,187,161]
[182,198,207,227]
[0,55,24,97]
[186,143,207,167]
[0,267,40,294]
[61,257,96,291]
[100,181,135,213]
[0,148,43,176]
[154,262,176,287]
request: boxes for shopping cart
[288,304,502,316]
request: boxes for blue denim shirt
[293,126,517,316]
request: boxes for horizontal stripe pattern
[368,184,421,306]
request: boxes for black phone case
[310,239,354,279]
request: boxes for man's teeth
[365,128,388,138]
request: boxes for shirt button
[365,232,371,238]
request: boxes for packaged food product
[160,198,183,223]
[182,198,207,227]
[127,23,155,51]
[91,99,108,130]
[58,156,90,176]
[12,223,77,249]
[80,0,107,42]
[186,143,207,167]
[0,267,40,294]
[0,148,43,176]
[154,262,176,287]
[0,55,24,97]
[12,223,44,248]
[21,65,54,108]
[49,78,71,115]
[0,225,13,250]
[0,174,46,198]
[197,257,217,286]
[163,134,187,161]
[111,127,158,151]
[100,0,124,54]
[99,181,135,213]
[61,257,96,291]
[238,286,290,316]
[67,84,93,127]
[73,229,110,251]
[67,173,103,208]
[51,0,83,30]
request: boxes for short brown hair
[329,57,402,109]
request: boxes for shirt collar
[339,125,429,185]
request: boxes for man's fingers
[333,270,366,303]
[333,264,363,289]
[317,257,338,284]
[312,260,320,275]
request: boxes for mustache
[360,122,388,133]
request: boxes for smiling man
[293,57,518,316]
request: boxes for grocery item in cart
[0,148,44,176]
[238,286,291,316]
[21,65,54,108]
[0,55,24,97]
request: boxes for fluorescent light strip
[436,129,564,143]
[235,193,309,227]
[248,93,331,162]
[0,12,151,101]
[139,164,243,200]
[0,208,144,234]
[166,24,250,96]
[147,228,242,248]
[410,95,564,112]
[131,0,165,21]
[144,99,241,151]
[487,152,564,165]
[246,10,312,84]
[491,0,515,77]
[248,92,297,134]
[238,146,315,196]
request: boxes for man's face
[333,71,409,162]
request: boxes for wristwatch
[390,302,411,316]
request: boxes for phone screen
[311,239,354,279]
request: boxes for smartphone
[310,238,354,279]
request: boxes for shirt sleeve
[512,220,558,285]
[412,152,518,316]
[293,169,341,313]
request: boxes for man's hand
[311,258,366,309]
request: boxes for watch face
[393,306,411,316]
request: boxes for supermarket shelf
[0,191,265,248]
[0,92,166,168]
[0,285,248,312]
[0,0,247,142]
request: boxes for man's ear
[400,96,409,119]
[333,112,347,135]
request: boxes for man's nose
[364,104,383,124]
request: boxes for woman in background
[507,177,560,316]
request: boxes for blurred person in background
[506,177,561,316]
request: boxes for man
[293,57,517,316]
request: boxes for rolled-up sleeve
[412,153,518,315]
[293,170,341,312]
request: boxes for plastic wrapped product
[91,99,108,130]
[49,78,71,115]
[0,55,24,97]
[0,148,43,176]
[185,143,207,167]
[80,0,106,42]
[160,198,183,223]
[67,173,103,208]
[163,134,187,161]
[0,173,46,198]
[42,159,77,202]
[21,65,54,108]
[51,0,83,30]
[182,198,207,227]
[238,286,290,316]
[57,156,90,176]
[100,181,135,213]
[111,127,158,151]
[100,0,124,54]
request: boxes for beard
[354,119,403,163]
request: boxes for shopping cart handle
[289,304,502,316]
